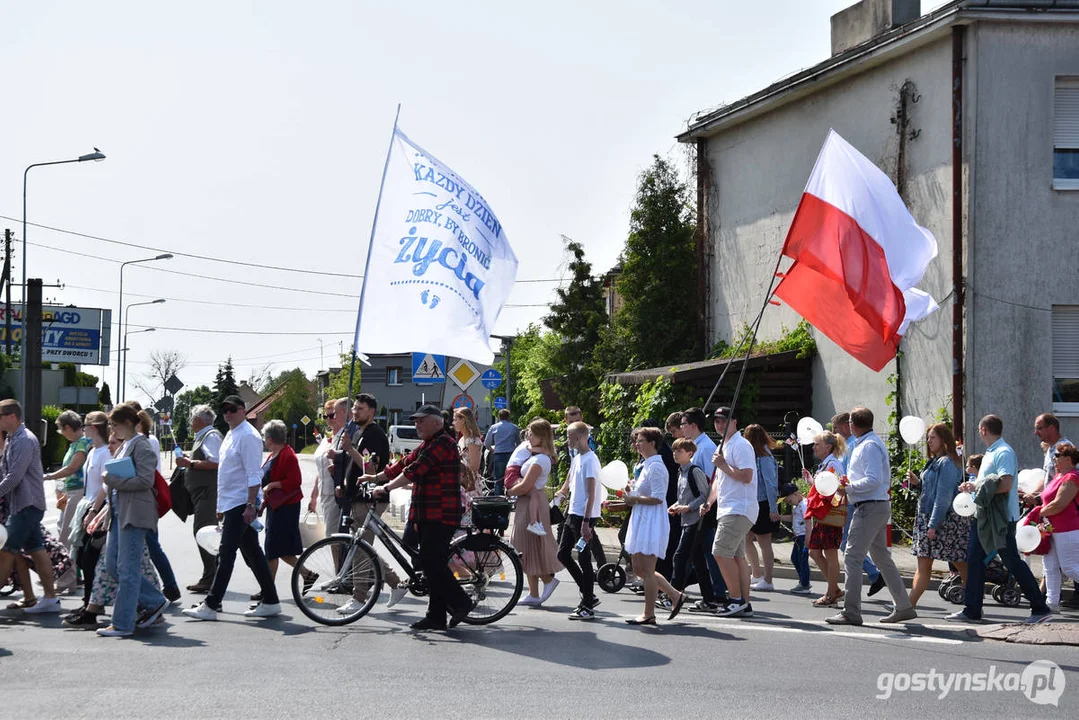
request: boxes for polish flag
[773,130,939,371]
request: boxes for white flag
[354,128,518,365]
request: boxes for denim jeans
[105,514,167,632]
[843,503,880,582]
[790,535,811,586]
[491,452,511,496]
[964,520,1049,618]
[146,529,178,592]
[696,525,728,600]
[208,505,279,609]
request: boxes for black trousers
[416,522,471,623]
[79,532,105,606]
[207,505,279,609]
[557,514,597,604]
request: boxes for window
[1052,305,1079,414]
[386,366,401,385]
[1054,77,1079,190]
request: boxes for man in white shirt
[183,395,280,621]
[175,404,223,592]
[555,422,603,620]
[826,407,915,626]
[701,407,757,618]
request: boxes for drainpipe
[951,25,966,444]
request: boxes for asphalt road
[2,455,1076,719]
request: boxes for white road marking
[687,614,965,644]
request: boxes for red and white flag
[773,130,939,371]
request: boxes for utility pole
[3,229,11,357]
[25,279,43,443]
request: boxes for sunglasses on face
[222,406,240,415]
[325,412,335,419]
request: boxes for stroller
[937,551,1022,606]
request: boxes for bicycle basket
[470,496,511,531]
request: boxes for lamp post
[20,148,106,399]
[121,299,165,402]
[116,255,172,401]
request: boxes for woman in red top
[1038,442,1079,611]
[257,419,310,595]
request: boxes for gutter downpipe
[952,24,966,444]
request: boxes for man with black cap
[701,406,758,618]
[370,404,473,630]
[183,395,281,621]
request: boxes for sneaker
[688,600,720,614]
[410,617,446,631]
[657,593,673,610]
[302,572,320,595]
[517,595,542,606]
[243,602,281,618]
[95,625,133,637]
[249,591,263,602]
[336,598,367,615]
[163,586,182,603]
[790,584,813,595]
[62,610,101,630]
[23,597,61,614]
[584,595,601,610]
[716,600,749,617]
[385,586,409,608]
[538,577,560,604]
[63,605,87,622]
[182,602,219,621]
[944,610,981,624]
[740,603,754,618]
[750,579,774,591]
[448,600,474,629]
[568,605,595,620]
[135,600,169,629]
[526,522,547,536]
[749,575,763,587]
[867,575,886,597]
[825,612,862,626]
[1024,611,1053,625]
[880,607,918,624]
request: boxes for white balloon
[195,525,222,557]
[598,460,631,490]
[899,416,927,445]
[1015,524,1042,554]
[952,492,976,517]
[1020,468,1046,494]
[814,471,839,497]
[0,522,6,549]
[797,417,824,445]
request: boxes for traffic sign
[301,415,311,425]
[451,394,474,410]
[449,359,478,390]
[164,374,184,395]
[412,353,446,384]
[480,369,502,390]
[494,396,507,410]
[292,423,298,429]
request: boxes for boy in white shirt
[554,422,602,620]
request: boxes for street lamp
[121,299,165,402]
[20,148,106,397]
[117,256,172,401]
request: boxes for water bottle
[250,518,264,532]
[574,536,587,553]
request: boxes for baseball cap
[780,482,799,498]
[410,404,443,420]
[713,406,735,420]
[221,395,246,411]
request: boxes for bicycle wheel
[449,534,523,625]
[292,536,383,626]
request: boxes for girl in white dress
[623,427,687,625]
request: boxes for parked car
[389,424,422,455]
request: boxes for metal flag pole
[347,103,402,400]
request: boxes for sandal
[6,597,37,610]
[812,594,838,607]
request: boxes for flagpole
[347,103,401,401]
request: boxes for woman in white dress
[624,427,687,625]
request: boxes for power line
[126,322,351,336]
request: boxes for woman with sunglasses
[1036,443,1079,611]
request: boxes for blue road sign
[412,352,446,384]
[494,396,507,410]
[480,369,502,389]
[292,423,298,429]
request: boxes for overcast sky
[1,0,950,403]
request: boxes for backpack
[686,465,717,526]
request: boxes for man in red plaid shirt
[371,404,473,630]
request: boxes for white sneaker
[386,586,409,608]
[517,595,542,606]
[527,522,547,536]
[790,584,813,595]
[538,577,560,604]
[182,602,218,621]
[23,596,61,614]
[336,598,366,615]
[243,602,281,618]
[751,579,774,591]
[95,625,133,637]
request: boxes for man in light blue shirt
[949,415,1051,624]
[483,409,519,495]
[827,407,915,626]
[833,412,883,592]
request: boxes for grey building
[678,0,1079,466]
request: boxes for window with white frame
[386,366,402,386]
[1054,77,1079,189]
[1052,305,1079,412]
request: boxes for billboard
[0,305,113,366]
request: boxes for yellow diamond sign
[449,359,478,391]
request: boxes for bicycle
[291,485,523,627]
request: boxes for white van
[389,425,422,455]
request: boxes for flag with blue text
[354,128,517,365]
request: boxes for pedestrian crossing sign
[412,352,446,384]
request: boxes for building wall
[967,21,1079,465]
[704,35,956,430]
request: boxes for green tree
[174,384,214,445]
[596,156,698,373]
[325,349,363,401]
[212,358,239,436]
[543,238,608,420]
[98,381,112,407]
[499,324,561,424]
[265,368,318,449]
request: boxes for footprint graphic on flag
[420,290,441,309]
